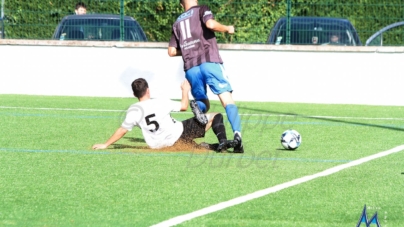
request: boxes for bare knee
[218,92,235,108]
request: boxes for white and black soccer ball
[280,129,302,150]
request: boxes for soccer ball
[280,129,301,150]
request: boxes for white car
[365,21,404,46]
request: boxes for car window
[58,18,146,41]
[270,18,359,46]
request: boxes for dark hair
[75,2,86,10]
[131,78,149,98]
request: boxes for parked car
[267,17,362,46]
[365,21,404,46]
[52,14,147,41]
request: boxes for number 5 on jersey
[145,114,159,132]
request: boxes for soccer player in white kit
[92,78,236,152]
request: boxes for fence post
[0,0,4,38]
[286,0,291,44]
[1,0,4,18]
[120,0,124,41]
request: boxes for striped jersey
[169,5,223,71]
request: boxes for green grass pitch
[0,94,403,226]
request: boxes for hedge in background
[1,0,403,44]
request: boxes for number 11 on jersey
[180,19,192,40]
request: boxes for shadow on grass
[111,137,148,150]
[125,137,145,143]
[112,144,148,149]
[208,102,404,132]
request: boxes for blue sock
[197,101,207,113]
[225,104,241,133]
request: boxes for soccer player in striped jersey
[168,0,244,153]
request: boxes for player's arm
[92,127,128,150]
[179,80,191,111]
[168,46,182,57]
[205,19,234,34]
[168,30,182,57]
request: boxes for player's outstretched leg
[216,139,239,152]
[190,100,208,124]
[199,142,218,151]
[200,140,238,152]
[211,113,237,152]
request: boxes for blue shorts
[185,62,233,100]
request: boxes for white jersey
[121,98,183,149]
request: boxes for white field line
[1,106,404,121]
[0,106,123,112]
[150,145,404,227]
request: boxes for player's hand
[227,25,235,34]
[92,144,108,150]
[181,80,191,92]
